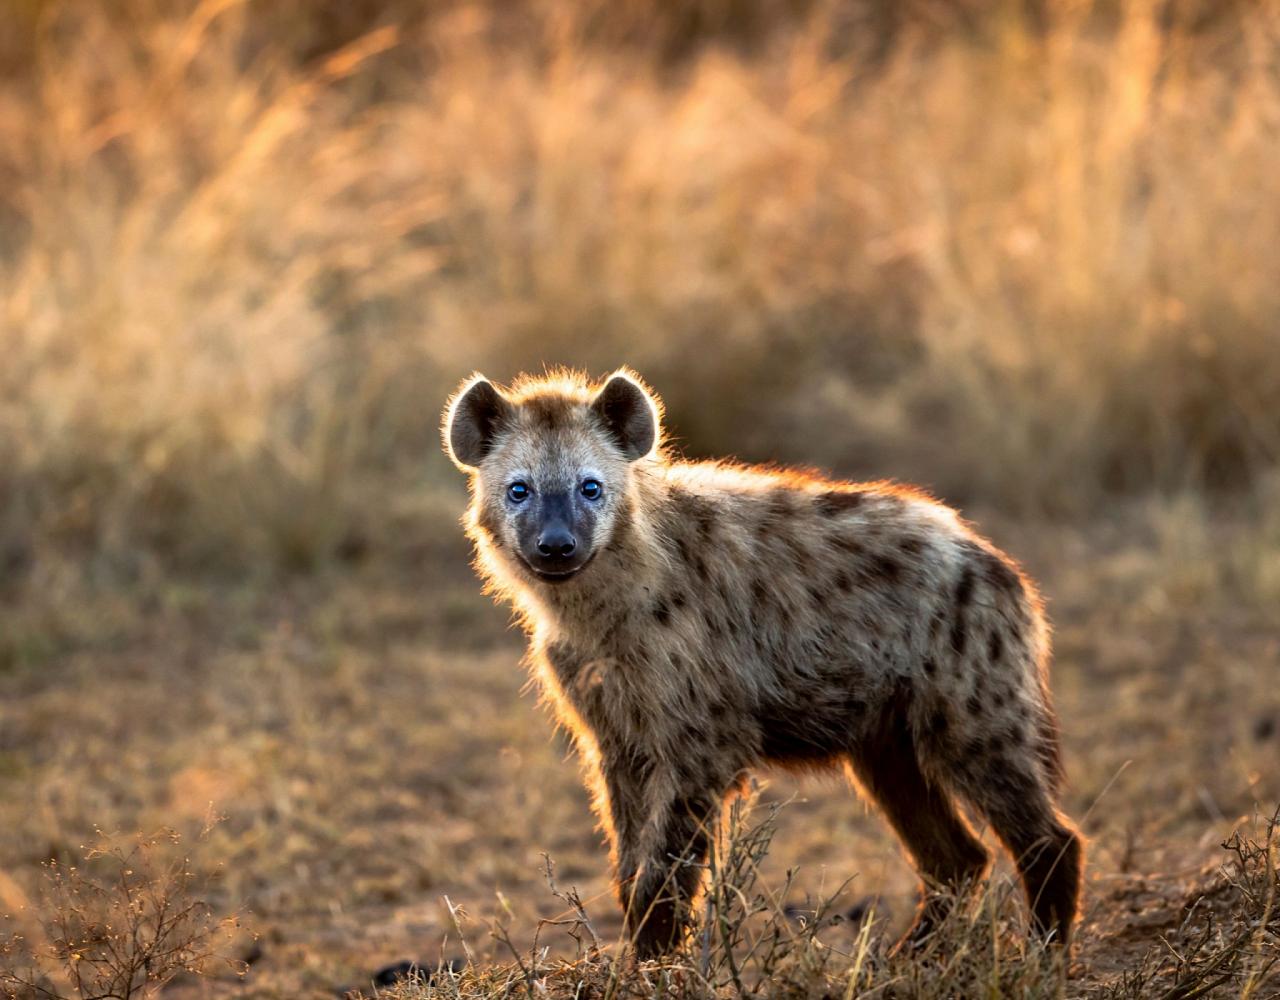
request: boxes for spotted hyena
[442,368,1083,957]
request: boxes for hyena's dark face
[444,370,660,584]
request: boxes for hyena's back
[644,470,1057,777]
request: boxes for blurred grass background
[2,0,1278,587]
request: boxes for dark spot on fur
[926,709,949,736]
[833,569,851,592]
[600,612,625,647]
[807,583,826,605]
[898,537,924,557]
[923,658,937,677]
[672,591,687,609]
[988,630,1004,663]
[653,599,672,625]
[979,549,1021,595]
[954,564,976,610]
[676,534,709,580]
[966,692,983,716]
[815,491,867,516]
[689,499,718,541]
[751,577,769,609]
[870,554,902,584]
[830,535,863,557]
[950,566,975,654]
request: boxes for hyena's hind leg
[847,692,990,952]
[923,702,1083,946]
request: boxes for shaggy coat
[443,369,1083,957]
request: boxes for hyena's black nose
[537,529,576,558]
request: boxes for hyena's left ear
[444,375,513,470]
[591,370,660,461]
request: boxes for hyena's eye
[580,479,603,500]
[507,482,531,503]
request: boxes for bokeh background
[1,1,1278,996]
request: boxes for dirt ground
[2,500,1277,998]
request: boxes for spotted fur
[443,368,1083,956]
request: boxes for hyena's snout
[516,489,597,581]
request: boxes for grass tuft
[0,830,244,1000]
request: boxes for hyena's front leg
[600,756,719,958]
[626,792,721,958]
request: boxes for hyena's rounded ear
[444,376,513,470]
[591,371,660,461]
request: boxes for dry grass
[2,1,1279,997]
[0,831,244,999]
[366,802,1280,1000]
[368,798,1075,1000]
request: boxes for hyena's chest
[535,602,752,754]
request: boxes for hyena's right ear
[444,375,513,470]
[591,370,660,461]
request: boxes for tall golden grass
[1,0,1278,575]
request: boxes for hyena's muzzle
[510,485,600,581]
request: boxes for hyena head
[443,369,661,584]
